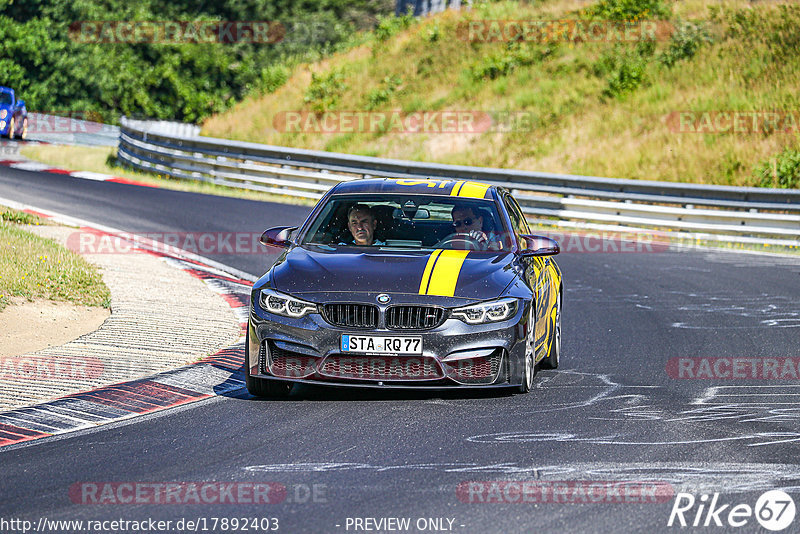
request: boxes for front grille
[386,306,446,330]
[319,355,443,381]
[442,350,503,385]
[266,341,317,378]
[322,303,379,328]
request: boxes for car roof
[0,87,13,93]
[330,178,497,200]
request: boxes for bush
[375,11,415,42]
[469,44,547,81]
[424,21,441,43]
[366,75,403,110]
[754,148,800,189]
[584,0,670,21]
[304,69,348,112]
[605,52,647,97]
[595,46,649,98]
[260,64,289,94]
[660,21,713,68]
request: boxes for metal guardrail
[118,117,800,247]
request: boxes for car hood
[271,245,518,302]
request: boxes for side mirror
[260,226,297,249]
[16,99,25,108]
[519,234,559,257]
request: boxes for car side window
[503,194,530,247]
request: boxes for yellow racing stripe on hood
[424,249,470,297]
[419,249,443,294]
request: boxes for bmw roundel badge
[376,294,391,304]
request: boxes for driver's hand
[466,230,488,245]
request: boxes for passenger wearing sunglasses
[450,205,502,251]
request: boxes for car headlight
[452,297,519,325]
[259,289,317,318]
[0,110,6,119]
[0,120,5,130]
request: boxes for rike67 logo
[668,490,796,531]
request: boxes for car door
[502,194,549,356]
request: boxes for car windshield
[301,194,511,251]
[0,92,12,106]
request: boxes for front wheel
[246,373,293,398]
[244,331,293,398]
[518,302,536,393]
[540,291,561,370]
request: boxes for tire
[7,117,14,140]
[20,117,27,140]
[540,290,561,370]
[246,373,293,398]
[244,331,293,398]
[518,301,536,393]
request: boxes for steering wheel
[435,233,484,250]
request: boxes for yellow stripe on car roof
[456,181,491,199]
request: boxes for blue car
[0,87,28,140]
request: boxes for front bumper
[246,296,528,389]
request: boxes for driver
[343,204,385,246]
[451,205,501,251]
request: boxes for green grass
[201,0,800,189]
[0,209,111,312]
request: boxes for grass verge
[0,208,111,312]
[202,0,800,189]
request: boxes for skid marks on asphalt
[243,460,800,494]
[453,370,800,449]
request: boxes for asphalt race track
[1,166,800,533]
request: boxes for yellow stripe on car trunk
[423,249,470,297]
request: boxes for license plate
[341,335,422,355]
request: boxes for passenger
[343,204,385,246]
[450,205,502,251]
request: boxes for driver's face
[452,208,482,233]
[348,210,377,245]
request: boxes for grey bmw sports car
[246,178,562,396]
